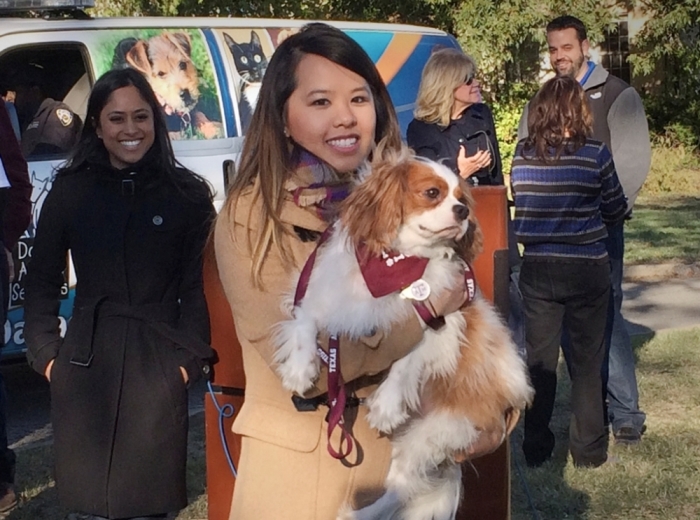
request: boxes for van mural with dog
[97,29,225,140]
[0,11,460,358]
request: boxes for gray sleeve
[517,102,530,141]
[607,87,651,211]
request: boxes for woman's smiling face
[97,85,155,169]
[285,53,377,173]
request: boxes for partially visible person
[407,48,502,186]
[0,100,32,517]
[214,23,508,520]
[518,15,651,446]
[24,68,214,520]
[0,80,21,142]
[9,62,82,157]
[512,76,628,468]
[407,47,524,356]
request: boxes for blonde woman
[407,48,502,186]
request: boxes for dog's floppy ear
[125,40,152,75]
[341,159,410,256]
[455,182,484,264]
[167,32,193,58]
[112,37,139,69]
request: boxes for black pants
[0,244,16,485]
[519,258,610,467]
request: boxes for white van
[0,1,461,357]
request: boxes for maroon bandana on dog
[355,243,430,298]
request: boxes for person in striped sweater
[511,75,627,468]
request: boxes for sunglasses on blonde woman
[464,72,475,86]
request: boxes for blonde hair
[414,48,477,127]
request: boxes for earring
[283,128,290,138]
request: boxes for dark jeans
[520,258,610,467]
[0,244,16,485]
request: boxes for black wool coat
[406,103,503,186]
[24,156,214,518]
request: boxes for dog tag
[400,279,431,301]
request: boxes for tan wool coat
[214,182,426,520]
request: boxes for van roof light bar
[0,0,94,10]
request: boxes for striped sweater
[511,138,628,261]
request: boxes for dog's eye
[424,188,440,199]
[157,71,167,78]
[179,61,187,71]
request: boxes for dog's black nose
[453,204,469,221]
[181,89,194,105]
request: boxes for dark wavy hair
[58,68,211,199]
[546,15,588,42]
[223,22,402,285]
[524,75,592,162]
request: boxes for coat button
[202,364,211,375]
[152,215,163,225]
[459,138,464,143]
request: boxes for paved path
[622,277,700,336]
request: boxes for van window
[0,44,88,161]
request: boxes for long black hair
[223,23,402,285]
[58,68,211,199]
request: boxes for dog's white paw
[275,346,320,395]
[272,318,321,395]
[365,389,409,434]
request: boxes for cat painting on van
[224,31,269,132]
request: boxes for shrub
[643,141,700,196]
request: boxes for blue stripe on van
[203,28,237,137]
[345,31,393,63]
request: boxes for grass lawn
[625,194,700,265]
[624,144,700,265]
[510,327,700,519]
[9,328,700,519]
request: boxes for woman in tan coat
[214,23,502,520]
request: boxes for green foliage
[491,82,538,174]
[630,0,700,143]
[452,0,612,102]
[450,1,612,171]
[643,143,700,196]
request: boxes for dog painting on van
[223,30,270,133]
[112,31,223,140]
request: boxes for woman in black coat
[24,69,215,520]
[406,48,503,186]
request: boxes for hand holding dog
[457,146,491,180]
[425,269,470,320]
[454,408,521,463]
